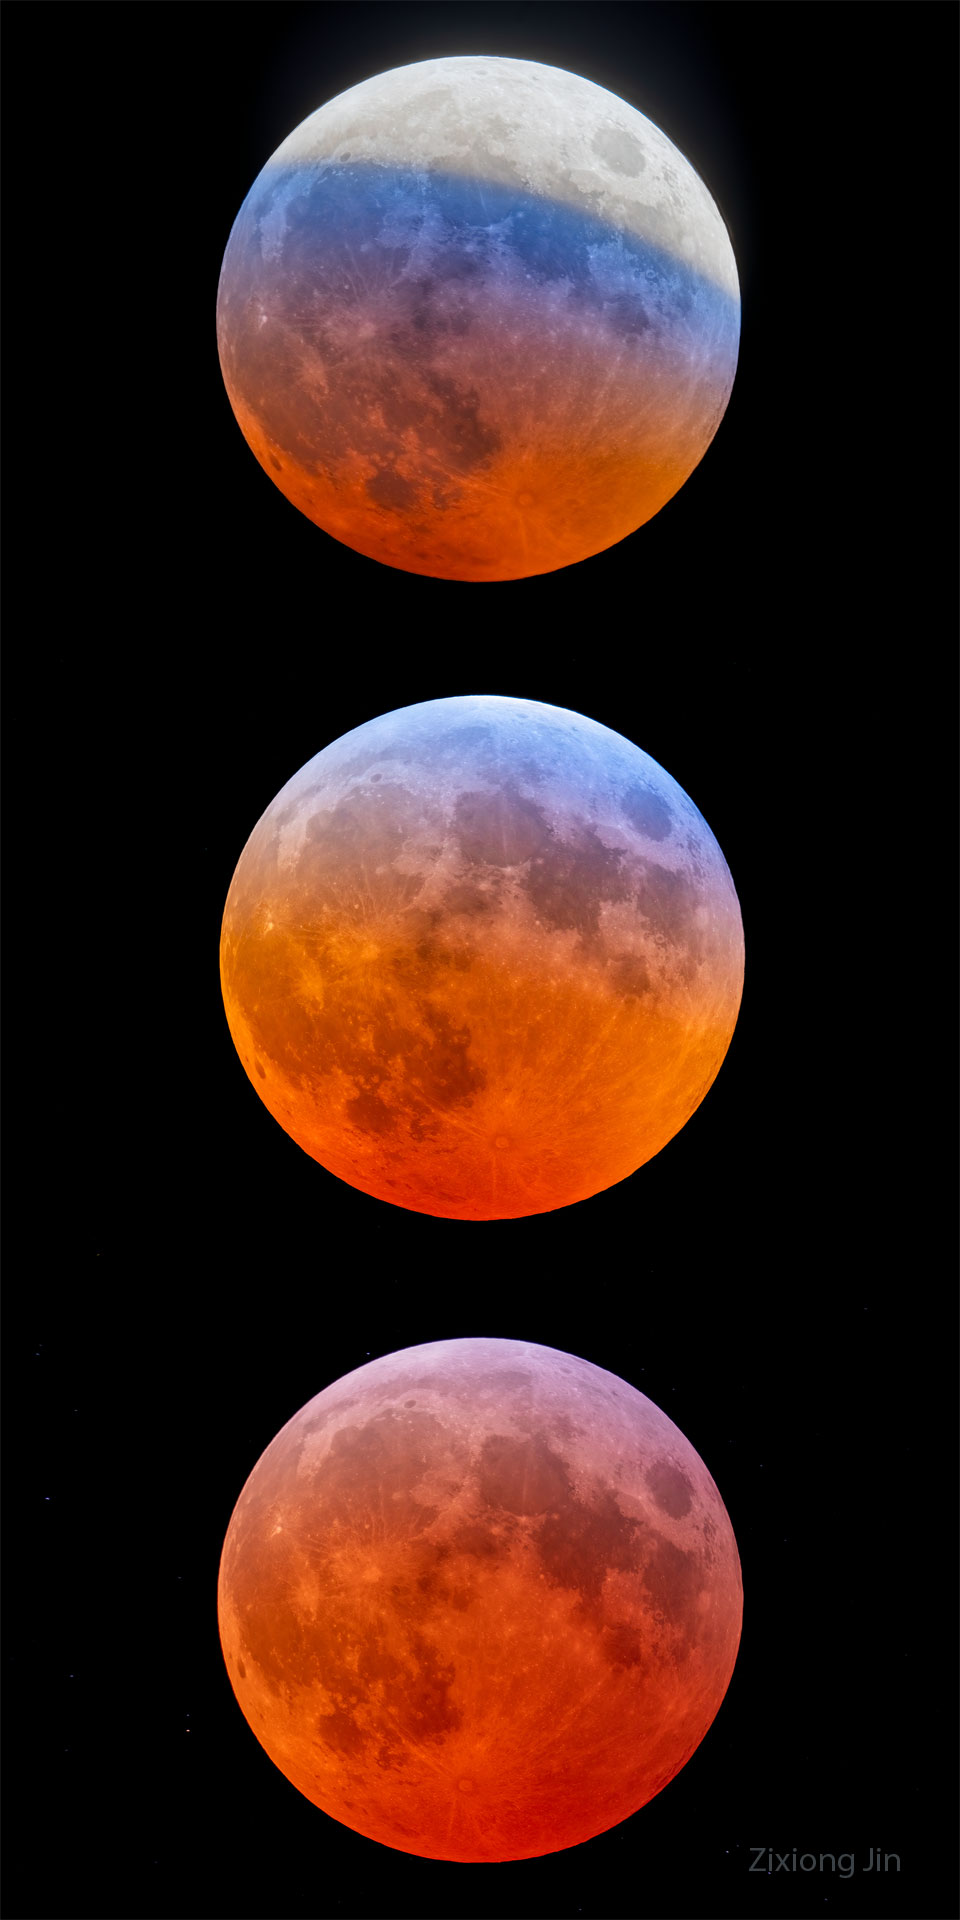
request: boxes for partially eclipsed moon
[217,56,740,580]
[218,1337,743,1862]
[219,694,744,1221]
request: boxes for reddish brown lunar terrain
[218,1337,743,1861]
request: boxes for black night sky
[6,5,956,1919]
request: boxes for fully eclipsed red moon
[216,56,740,581]
[220,694,744,1220]
[218,1338,742,1862]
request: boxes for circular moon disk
[220,695,744,1220]
[218,1338,743,1863]
[217,56,740,580]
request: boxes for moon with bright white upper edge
[217,57,740,579]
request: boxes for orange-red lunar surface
[216,57,740,581]
[218,1338,743,1862]
[219,695,744,1220]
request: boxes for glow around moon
[219,695,744,1220]
[218,1337,743,1862]
[217,56,740,580]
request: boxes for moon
[218,1337,743,1862]
[220,695,744,1220]
[217,56,740,581]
